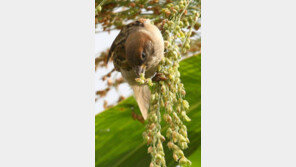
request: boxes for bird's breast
[120,69,138,85]
[120,65,158,86]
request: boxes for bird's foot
[152,73,167,82]
[132,111,145,124]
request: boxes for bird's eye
[141,52,146,59]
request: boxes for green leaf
[96,55,201,167]
[189,147,201,167]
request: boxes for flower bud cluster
[139,1,200,166]
[135,73,154,86]
[157,0,194,166]
[143,86,166,167]
[181,9,200,53]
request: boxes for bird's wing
[107,30,127,63]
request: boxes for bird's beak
[134,64,146,77]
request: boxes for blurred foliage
[95,0,201,108]
[96,55,201,167]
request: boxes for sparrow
[107,19,164,120]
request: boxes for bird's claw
[132,111,145,124]
[152,73,167,82]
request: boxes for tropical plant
[95,0,201,166]
[96,55,201,167]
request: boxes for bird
[107,19,164,120]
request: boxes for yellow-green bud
[181,142,188,149]
[179,135,187,143]
[161,85,166,93]
[173,153,179,161]
[182,100,189,109]
[185,43,190,49]
[96,5,102,12]
[151,94,156,102]
[167,141,174,149]
[148,146,153,153]
[157,142,163,151]
[137,78,145,84]
[176,150,184,157]
[164,41,170,48]
[146,78,153,86]
[181,89,186,96]
[179,157,191,166]
[156,154,162,160]
[166,128,172,138]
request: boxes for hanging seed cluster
[136,1,200,167]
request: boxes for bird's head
[125,31,155,77]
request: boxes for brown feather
[107,20,145,63]
[107,19,164,120]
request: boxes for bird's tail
[131,85,150,120]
